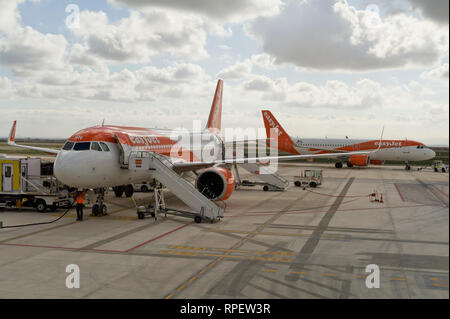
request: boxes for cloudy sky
[0,0,448,145]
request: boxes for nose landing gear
[405,162,411,171]
[92,188,108,216]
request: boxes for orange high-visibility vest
[76,192,85,204]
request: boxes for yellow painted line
[262,269,277,273]
[356,275,368,279]
[202,253,245,259]
[189,276,197,282]
[432,283,449,287]
[210,248,250,253]
[429,277,449,282]
[165,294,174,299]
[176,285,185,291]
[159,250,198,256]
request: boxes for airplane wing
[173,127,385,170]
[7,121,60,156]
[172,149,376,170]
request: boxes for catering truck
[0,157,71,212]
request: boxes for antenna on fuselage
[101,119,105,126]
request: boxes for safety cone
[380,193,384,203]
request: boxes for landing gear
[124,184,134,197]
[405,162,411,171]
[335,162,343,168]
[92,188,108,216]
[346,162,353,168]
[113,186,124,198]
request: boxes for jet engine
[195,167,236,201]
[369,160,384,165]
[349,154,370,166]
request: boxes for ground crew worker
[75,191,86,221]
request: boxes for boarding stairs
[128,151,224,222]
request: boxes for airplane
[6,80,380,221]
[261,110,436,170]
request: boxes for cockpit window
[91,142,102,152]
[417,145,424,149]
[62,141,74,151]
[73,142,91,151]
[100,142,110,152]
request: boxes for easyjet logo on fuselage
[129,135,161,145]
[264,112,282,136]
[375,141,403,147]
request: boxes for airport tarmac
[0,164,448,299]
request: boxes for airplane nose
[429,149,436,159]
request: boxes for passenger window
[100,142,110,152]
[73,142,91,151]
[91,142,102,152]
[62,141,74,150]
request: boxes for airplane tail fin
[261,110,299,155]
[205,79,223,133]
[8,120,17,145]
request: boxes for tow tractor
[293,169,323,188]
[0,157,71,212]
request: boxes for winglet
[8,120,17,145]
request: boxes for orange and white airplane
[6,80,378,220]
[262,110,435,170]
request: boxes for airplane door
[2,164,13,192]
[21,162,28,192]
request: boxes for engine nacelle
[369,160,385,165]
[349,154,370,167]
[195,167,235,201]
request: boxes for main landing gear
[92,188,107,216]
[335,162,343,168]
[113,184,134,198]
[346,162,353,168]
[405,162,411,171]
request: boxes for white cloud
[245,0,449,71]
[3,62,211,103]
[421,64,449,82]
[110,0,283,23]
[0,26,68,76]
[69,9,208,65]
[217,53,275,79]
[0,0,24,33]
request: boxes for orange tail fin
[261,110,299,155]
[206,79,223,133]
[8,120,17,144]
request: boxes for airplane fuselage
[288,137,435,162]
[54,125,224,188]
